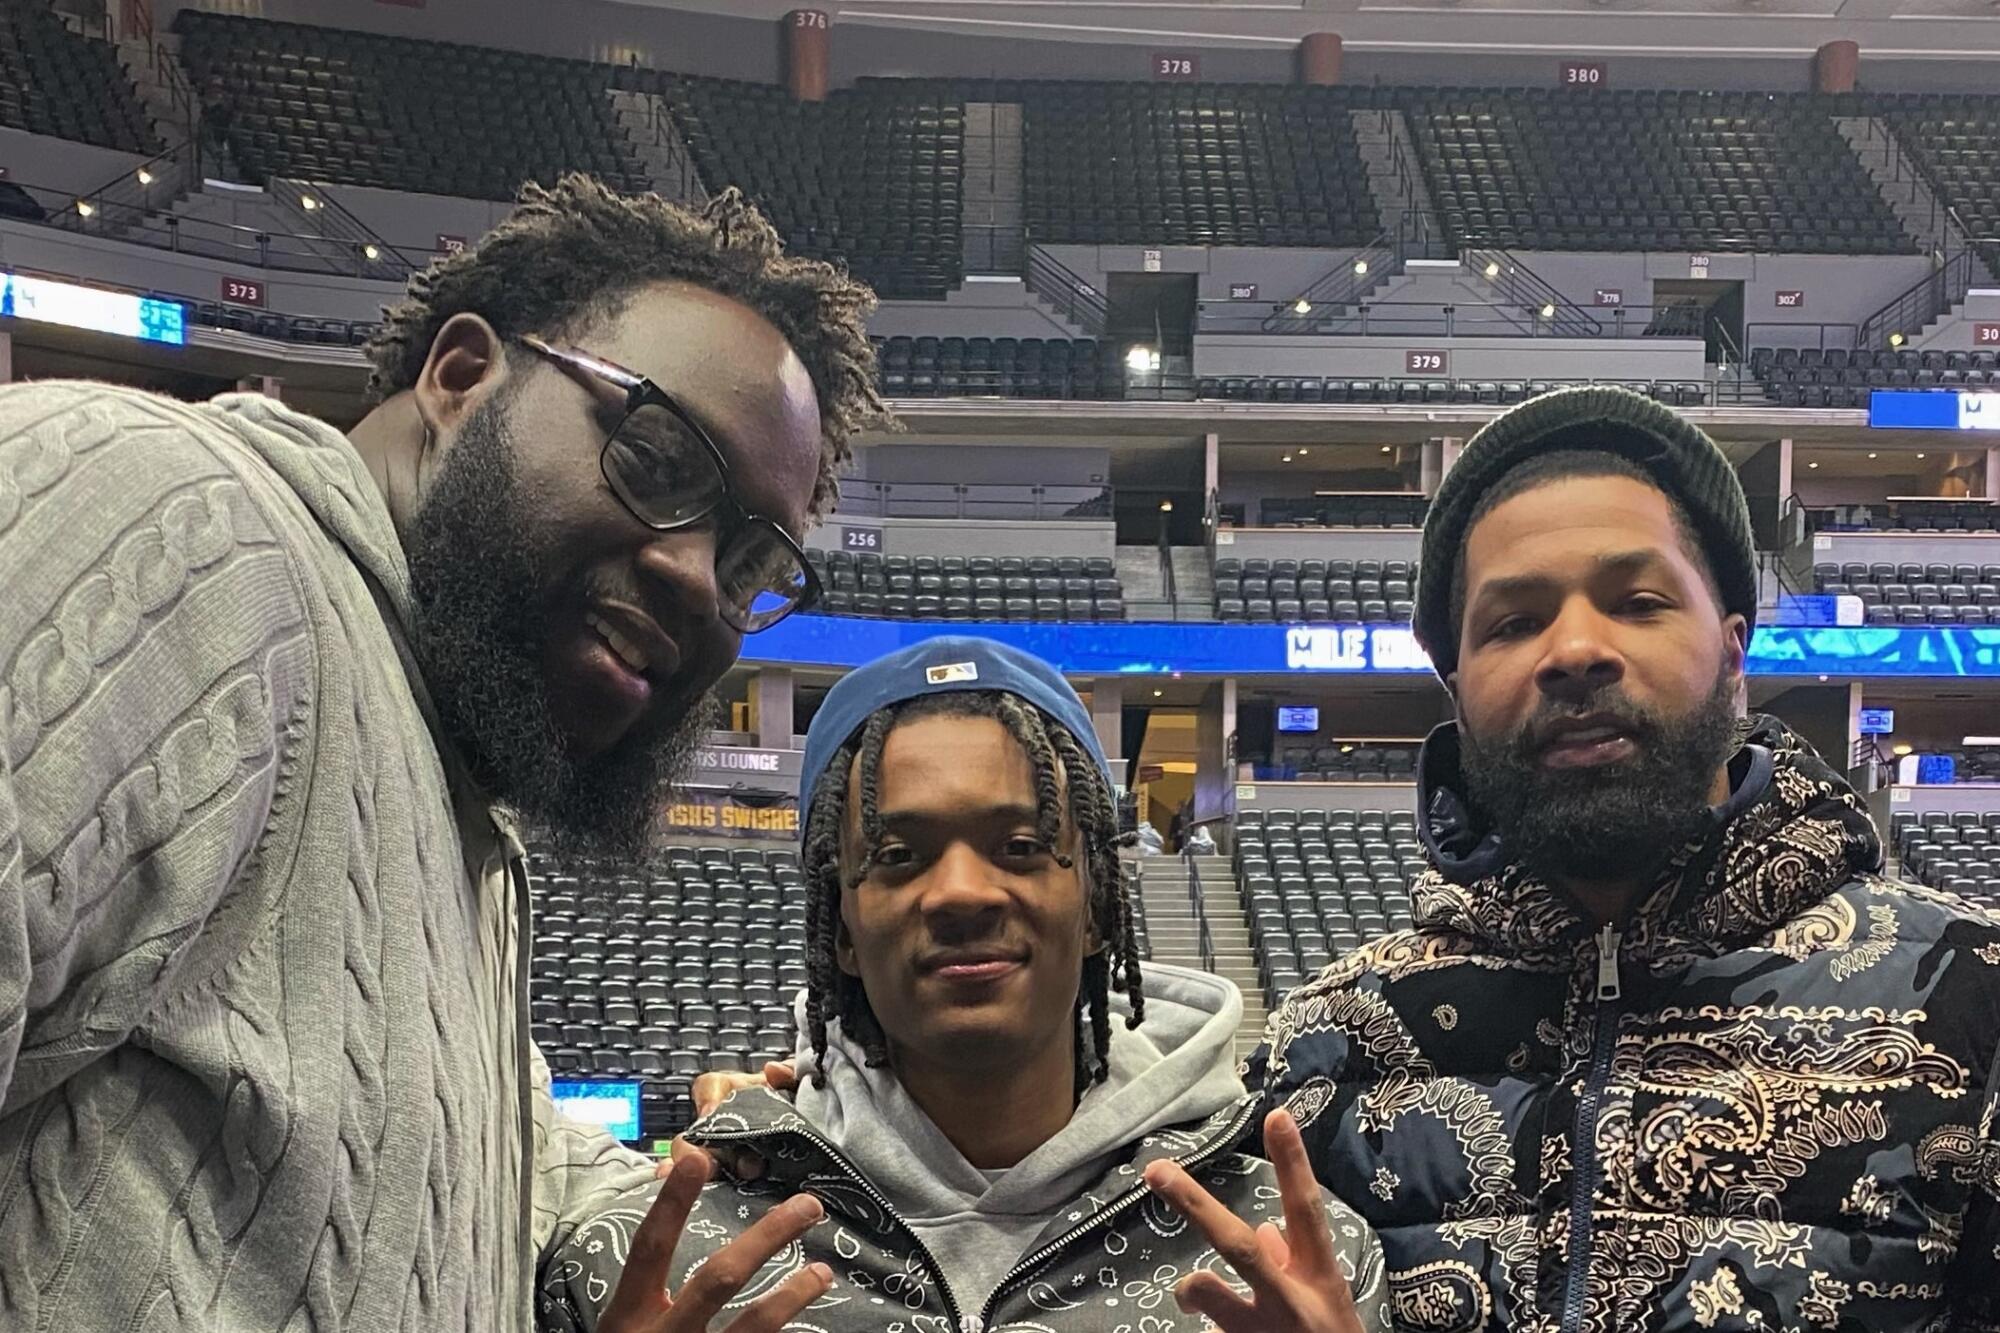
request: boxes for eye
[1002,836,1049,861]
[1619,595,1670,616]
[871,843,916,870]
[1486,615,1539,643]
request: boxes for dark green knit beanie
[1414,385,1757,680]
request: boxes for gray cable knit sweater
[0,383,658,1330]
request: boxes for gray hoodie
[538,963,1389,1333]
[796,961,1251,1315]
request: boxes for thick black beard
[1457,665,1741,886]
[402,395,716,863]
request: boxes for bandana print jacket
[1247,715,2000,1333]
[537,1086,1388,1333]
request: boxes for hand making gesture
[596,1147,832,1333]
[1142,1108,1366,1333]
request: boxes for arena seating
[184,298,380,346]
[526,840,1151,1136]
[1811,561,2000,625]
[1212,557,1418,624]
[0,4,156,153]
[1234,808,1423,1005]
[875,335,1122,398]
[1750,346,2000,408]
[1892,812,2000,911]
[1266,742,1421,783]
[1806,499,2000,533]
[618,71,961,301]
[1877,96,2000,273]
[175,11,647,200]
[1018,83,1380,247]
[807,550,1127,622]
[1194,377,1711,407]
[1253,495,1430,528]
[1406,89,1916,254]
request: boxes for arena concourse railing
[829,480,1113,521]
[1201,299,1705,339]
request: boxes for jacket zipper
[1560,923,1623,1333]
[698,1096,1261,1333]
[693,1120,973,1331]
[976,1096,1264,1332]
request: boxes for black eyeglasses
[517,332,820,633]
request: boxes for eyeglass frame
[514,331,822,632]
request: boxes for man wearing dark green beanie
[1247,386,2000,1333]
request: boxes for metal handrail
[56,139,198,238]
[1857,247,1983,350]
[264,177,421,278]
[829,479,1113,521]
[1463,248,1601,337]
[1023,244,1107,336]
[1182,843,1217,972]
[1158,515,1179,619]
[1208,299,1690,340]
[3,173,436,277]
[1260,224,1400,334]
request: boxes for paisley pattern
[1250,716,2000,1333]
[536,1087,1389,1333]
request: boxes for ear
[1720,613,1749,680]
[413,311,510,451]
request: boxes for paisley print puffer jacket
[1248,715,2000,1333]
[537,1086,1389,1333]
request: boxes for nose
[920,843,1011,940]
[635,525,724,633]
[1533,597,1626,703]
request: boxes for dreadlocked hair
[364,173,891,518]
[801,691,1144,1100]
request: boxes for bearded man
[1249,386,2000,1333]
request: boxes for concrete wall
[856,443,1109,487]
[0,217,406,321]
[1037,244,1370,312]
[0,125,152,196]
[315,183,519,258]
[870,286,1079,340]
[1214,528,1423,563]
[1194,332,1705,381]
[1915,290,2000,354]
[1892,783,2000,819]
[1501,251,1936,351]
[1234,780,1419,816]
[803,515,1115,559]
[1811,532,2000,570]
[1761,684,1854,771]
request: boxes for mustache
[1513,693,1664,753]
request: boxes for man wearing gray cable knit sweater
[0,176,888,1330]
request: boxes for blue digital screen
[1277,706,1320,733]
[751,616,2000,679]
[0,271,186,346]
[550,1078,642,1142]
[1857,707,1895,735]
[1917,754,1958,785]
[1869,390,2000,432]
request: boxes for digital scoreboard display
[0,271,185,345]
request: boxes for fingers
[720,1260,835,1333]
[1266,1108,1341,1280]
[671,1193,826,1329]
[1142,1160,1278,1297]
[1172,1270,1259,1333]
[691,1070,764,1119]
[763,1061,798,1092]
[604,1150,712,1327]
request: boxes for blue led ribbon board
[1869,390,2000,431]
[0,271,186,345]
[549,1078,642,1143]
[749,617,2000,679]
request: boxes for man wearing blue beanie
[541,637,1386,1333]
